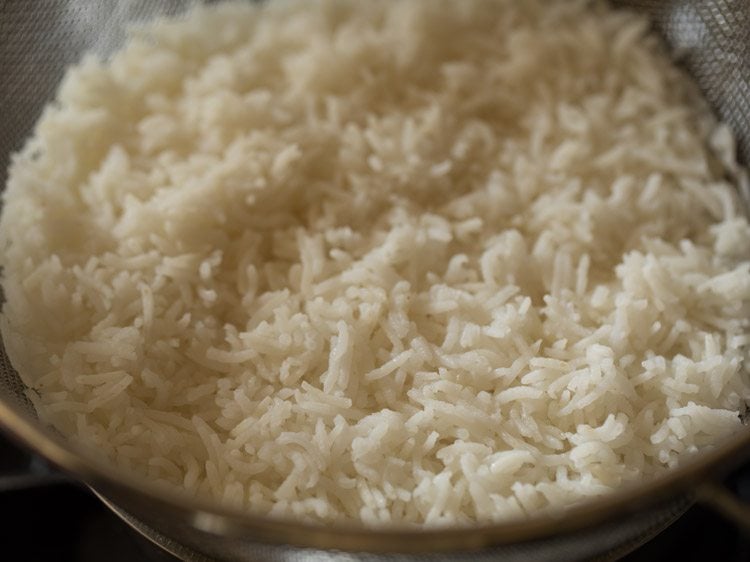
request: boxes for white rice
[1,0,750,526]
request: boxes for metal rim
[0,395,748,553]
[95,490,694,562]
[591,502,692,562]
[94,490,212,562]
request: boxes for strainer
[1,1,750,561]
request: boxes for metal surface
[697,481,750,536]
[0,0,749,560]
[97,491,692,562]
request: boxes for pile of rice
[2,0,750,526]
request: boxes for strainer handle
[698,480,750,533]
[0,436,68,492]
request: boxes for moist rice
[1,0,750,526]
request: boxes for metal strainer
[1,1,750,561]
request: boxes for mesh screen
[0,0,193,415]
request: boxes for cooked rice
[2,0,750,526]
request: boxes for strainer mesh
[0,0,192,414]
